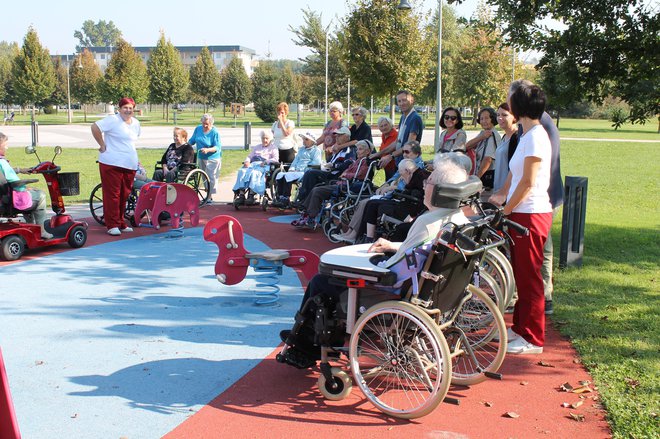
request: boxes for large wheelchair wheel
[184,169,210,206]
[349,301,451,419]
[473,270,504,312]
[89,183,105,225]
[448,284,507,386]
[483,249,515,308]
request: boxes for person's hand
[368,152,379,160]
[489,192,506,206]
[98,144,106,153]
[368,238,395,254]
[483,129,493,139]
[243,160,250,168]
[379,155,392,168]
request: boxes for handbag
[478,134,498,189]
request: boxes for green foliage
[609,107,628,130]
[480,0,660,123]
[73,19,122,52]
[100,39,148,104]
[0,42,18,104]
[342,0,432,101]
[251,63,285,123]
[11,28,57,107]
[49,57,68,107]
[147,33,189,119]
[189,47,221,109]
[278,65,300,104]
[218,56,252,106]
[289,8,347,103]
[70,49,102,122]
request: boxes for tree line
[0,0,655,126]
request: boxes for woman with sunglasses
[436,107,467,154]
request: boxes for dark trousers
[296,169,333,203]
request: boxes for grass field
[3,130,659,436]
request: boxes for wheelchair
[153,158,211,206]
[89,183,139,227]
[277,177,526,419]
[233,162,280,211]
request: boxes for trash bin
[244,122,252,150]
[57,172,80,196]
[559,176,588,268]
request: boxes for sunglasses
[443,115,458,121]
[352,113,361,116]
[402,150,412,154]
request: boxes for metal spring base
[250,259,284,305]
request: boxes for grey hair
[397,158,418,174]
[430,157,468,185]
[352,106,368,118]
[260,130,273,139]
[0,132,7,143]
[328,101,344,114]
[434,152,472,174]
[377,116,393,127]
[201,113,214,124]
[356,139,374,153]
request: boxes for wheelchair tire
[483,249,515,309]
[89,183,105,226]
[260,196,268,211]
[473,270,504,313]
[349,301,451,419]
[183,169,211,206]
[449,284,507,386]
[1,235,25,261]
[318,367,352,401]
[325,224,342,244]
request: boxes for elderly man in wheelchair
[278,154,516,418]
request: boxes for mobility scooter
[0,146,88,261]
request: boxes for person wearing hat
[316,101,348,161]
[273,132,322,207]
[293,125,355,205]
[91,96,140,236]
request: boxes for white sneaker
[107,227,121,236]
[506,336,543,354]
[494,327,520,342]
[41,231,54,240]
[120,226,134,232]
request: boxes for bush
[42,105,57,115]
[610,107,629,130]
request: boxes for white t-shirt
[507,124,551,213]
[272,119,296,150]
[96,114,140,170]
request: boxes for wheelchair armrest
[11,179,39,187]
[308,164,321,170]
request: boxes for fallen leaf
[600,316,609,321]
[561,402,571,408]
[624,378,640,389]
[559,382,574,392]
[71,413,78,418]
[538,360,555,368]
[579,380,591,386]
[568,412,585,422]
[483,401,493,407]
[504,412,520,418]
[571,400,584,409]
[34,360,44,366]
[520,381,529,386]
[572,386,593,394]
[573,358,581,364]
[650,412,657,419]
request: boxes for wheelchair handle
[502,217,529,236]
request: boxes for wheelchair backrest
[431,175,483,209]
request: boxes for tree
[278,65,301,105]
[70,49,102,122]
[74,20,122,52]
[252,63,285,123]
[11,27,57,108]
[468,0,659,123]
[289,8,348,105]
[44,57,69,112]
[342,0,433,109]
[453,3,511,119]
[218,56,252,111]
[0,42,18,106]
[100,39,148,104]
[147,33,189,121]
[189,47,221,111]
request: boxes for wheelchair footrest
[443,396,461,405]
[484,371,503,380]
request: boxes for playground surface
[0,188,612,438]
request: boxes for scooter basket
[57,172,80,196]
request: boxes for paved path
[2,124,656,150]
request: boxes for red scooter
[0,146,88,261]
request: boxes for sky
[2,0,479,60]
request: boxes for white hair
[328,101,344,114]
[201,113,214,124]
[397,158,418,174]
[260,130,273,139]
[430,159,468,185]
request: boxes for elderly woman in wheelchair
[153,127,195,183]
[272,132,322,208]
[278,157,513,418]
[232,130,279,206]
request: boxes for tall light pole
[65,54,72,124]
[325,30,329,124]
[398,0,442,151]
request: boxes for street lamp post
[65,54,72,124]
[398,0,442,151]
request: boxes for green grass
[555,118,660,141]
[551,140,660,438]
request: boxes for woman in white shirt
[272,102,296,164]
[490,81,553,355]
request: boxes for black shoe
[280,330,292,343]
[545,300,554,315]
[280,347,317,369]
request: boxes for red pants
[510,212,553,346]
[99,163,136,230]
